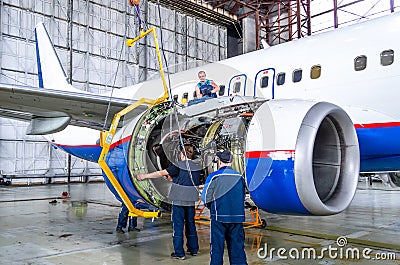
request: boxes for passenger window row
[274,65,320,87]
[234,64,321,91]
[270,49,394,87]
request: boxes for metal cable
[171,105,201,195]
[157,0,172,100]
[102,10,131,130]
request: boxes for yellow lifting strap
[98,27,170,219]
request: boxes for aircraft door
[254,68,275,99]
[228,74,247,96]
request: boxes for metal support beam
[184,15,188,69]
[122,0,128,87]
[306,0,311,36]
[0,0,3,78]
[67,0,73,84]
[333,0,339,28]
[218,26,222,60]
[194,19,198,65]
[85,0,90,91]
[174,10,178,73]
[143,1,149,81]
[288,1,293,40]
[255,10,260,49]
[67,154,71,183]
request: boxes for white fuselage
[50,12,400,146]
[126,12,400,123]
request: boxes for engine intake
[246,100,360,215]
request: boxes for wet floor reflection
[1,183,399,264]
[67,201,88,220]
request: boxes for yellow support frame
[98,27,170,219]
[126,27,169,103]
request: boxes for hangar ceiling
[152,0,398,49]
[148,0,238,26]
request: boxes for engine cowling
[246,99,360,215]
[121,98,359,216]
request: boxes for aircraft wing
[0,83,147,134]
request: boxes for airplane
[1,11,400,218]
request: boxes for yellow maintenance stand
[98,27,169,220]
[195,198,267,229]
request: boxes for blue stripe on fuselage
[104,141,143,203]
[55,145,102,162]
[357,125,400,172]
[56,142,146,205]
[34,29,44,88]
[245,157,310,215]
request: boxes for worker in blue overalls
[137,144,201,260]
[202,150,248,265]
[116,202,141,233]
[108,142,141,234]
[195,70,220,98]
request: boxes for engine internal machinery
[127,99,262,210]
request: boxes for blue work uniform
[202,166,247,265]
[197,79,217,98]
[117,203,138,230]
[166,160,202,258]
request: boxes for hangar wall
[0,0,227,182]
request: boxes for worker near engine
[137,144,201,260]
[202,149,247,265]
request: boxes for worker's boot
[115,227,125,234]
[128,227,140,232]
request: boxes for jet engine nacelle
[119,98,359,216]
[246,100,360,215]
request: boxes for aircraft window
[293,69,302,83]
[310,65,321,79]
[233,81,241,93]
[277,73,285,86]
[381,50,394,66]
[354,55,367,71]
[260,76,269,88]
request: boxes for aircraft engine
[246,100,360,215]
[125,98,359,215]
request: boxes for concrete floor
[0,180,399,264]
